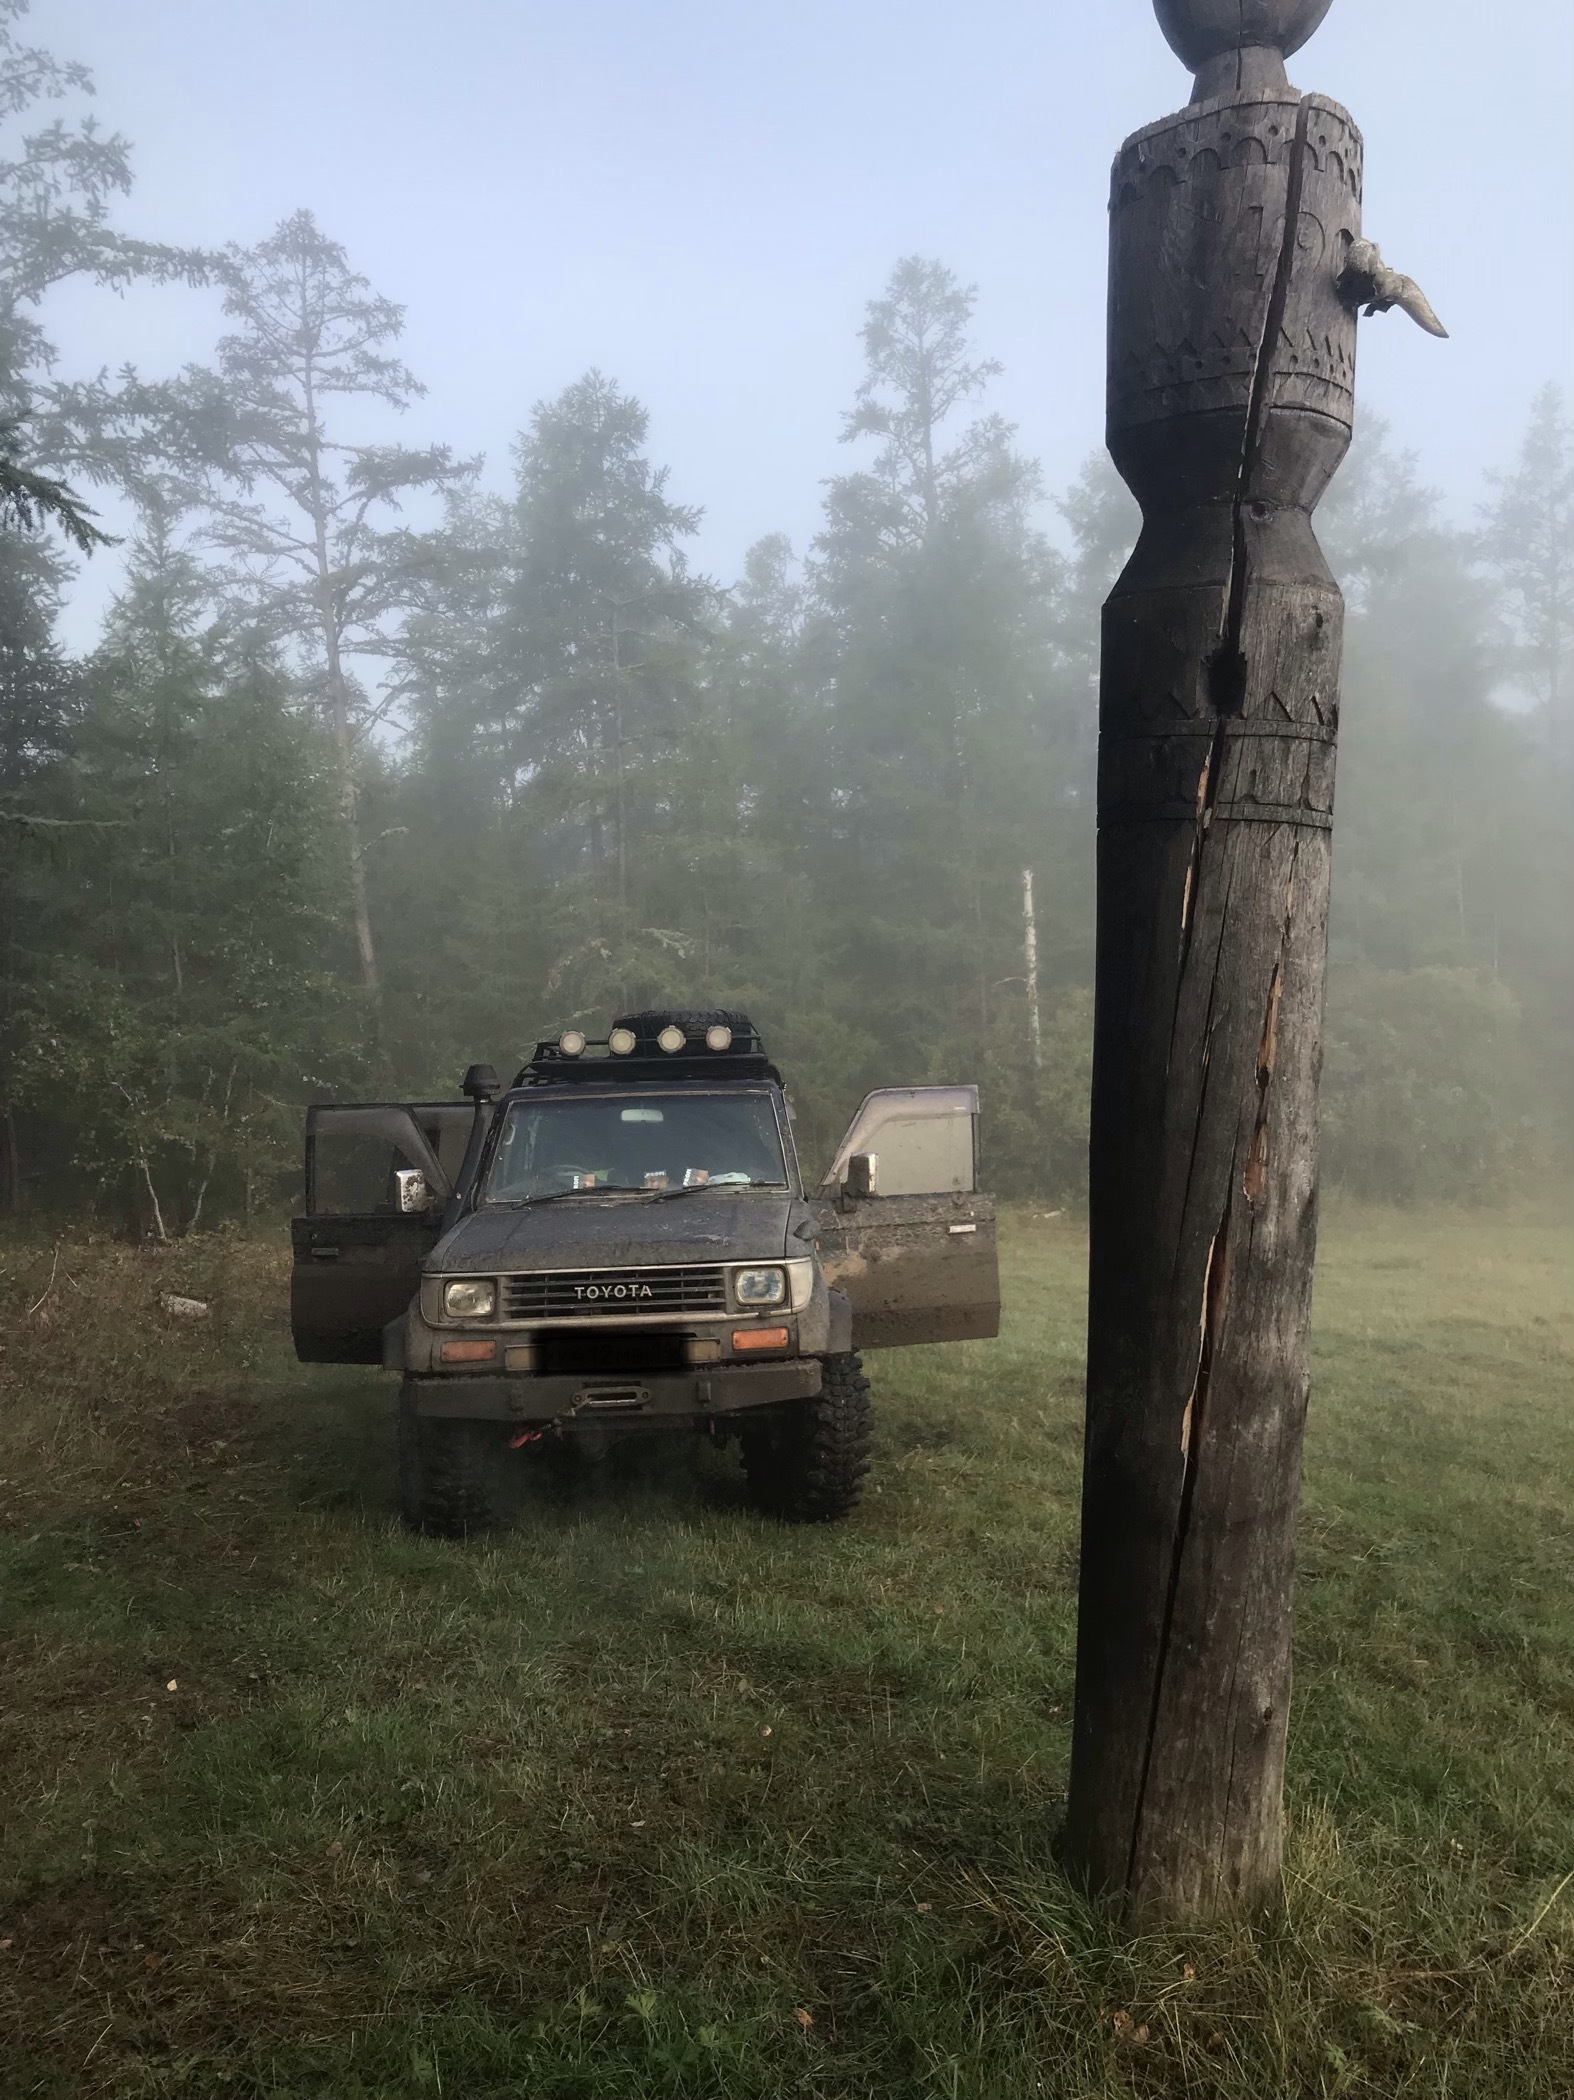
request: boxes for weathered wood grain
[1065,36,1363,1914]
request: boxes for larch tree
[835,255,1004,546]
[1480,383,1573,757]
[810,258,1072,1143]
[0,0,209,512]
[195,210,473,997]
[1476,387,1574,1145]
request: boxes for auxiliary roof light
[608,1026,637,1056]
[705,1024,733,1052]
[558,1029,587,1057]
[657,1024,687,1054]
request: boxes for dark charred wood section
[1066,46,1364,1915]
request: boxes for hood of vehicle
[427,1191,801,1274]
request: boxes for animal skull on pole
[1066,0,1443,1916]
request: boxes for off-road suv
[290,1010,999,1535]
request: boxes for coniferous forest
[0,2,1569,1234]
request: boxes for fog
[3,15,1573,2067]
[40,0,1574,630]
[1,0,1570,1227]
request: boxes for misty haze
[1,0,1570,2094]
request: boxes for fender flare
[381,1315,407,1371]
[825,1286,854,1358]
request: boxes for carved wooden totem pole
[1066,0,1443,1915]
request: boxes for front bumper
[406,1358,822,1423]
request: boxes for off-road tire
[397,1391,503,1538]
[741,1352,873,1522]
[612,1005,752,1037]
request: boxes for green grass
[1,1206,1571,2099]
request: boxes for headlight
[443,1278,496,1320]
[733,1266,787,1307]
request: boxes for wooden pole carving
[1066,0,1443,1916]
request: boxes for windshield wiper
[495,1184,650,1208]
[643,1178,788,1201]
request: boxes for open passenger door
[817,1086,1000,1349]
[291,1103,469,1363]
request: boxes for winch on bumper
[408,1358,823,1424]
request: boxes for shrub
[1322,966,1540,1202]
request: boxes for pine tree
[370,489,546,1088]
[7,523,356,1232]
[479,373,712,1019]
[381,375,722,1067]
[0,528,79,1208]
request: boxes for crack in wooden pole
[1064,0,1444,1918]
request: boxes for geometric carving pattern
[1108,92,1362,442]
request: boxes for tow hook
[509,1428,545,1449]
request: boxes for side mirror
[842,1151,879,1201]
[394,1167,432,1215]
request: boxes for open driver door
[291,1103,469,1363]
[817,1086,1000,1348]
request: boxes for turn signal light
[440,1338,497,1364]
[732,1326,790,1352]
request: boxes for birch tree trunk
[1023,868,1042,1070]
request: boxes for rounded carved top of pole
[1154,0,1333,66]
[1154,0,1334,99]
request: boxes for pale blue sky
[36,0,1574,634]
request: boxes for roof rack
[511,1010,782,1089]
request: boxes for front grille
[500,1264,728,1321]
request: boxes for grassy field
[1,1206,1571,2099]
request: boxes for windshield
[482,1089,790,1204]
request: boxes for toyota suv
[291,1009,999,1534]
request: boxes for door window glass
[308,1109,447,1215]
[413,1104,475,1184]
[862,1113,975,1196]
[826,1086,979,1195]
